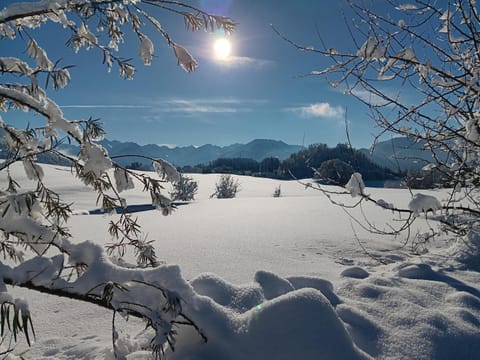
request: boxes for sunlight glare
[214,38,232,60]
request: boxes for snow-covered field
[4,164,480,359]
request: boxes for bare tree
[276,0,480,249]
[0,0,234,357]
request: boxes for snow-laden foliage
[273,184,281,197]
[170,174,198,202]
[173,44,198,73]
[79,142,112,178]
[114,167,135,193]
[345,173,365,198]
[283,0,480,250]
[210,174,240,199]
[139,33,154,66]
[408,193,442,216]
[0,0,235,356]
[153,158,181,184]
[356,38,386,61]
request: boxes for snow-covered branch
[280,0,480,246]
[0,0,236,356]
[0,240,207,355]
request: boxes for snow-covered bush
[211,174,240,199]
[281,0,480,250]
[170,175,198,202]
[273,185,282,198]
[0,0,235,357]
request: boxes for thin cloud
[288,102,345,119]
[167,106,238,113]
[168,98,268,105]
[61,104,152,109]
[151,97,267,115]
[215,55,274,69]
[347,89,391,107]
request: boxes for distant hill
[359,137,448,171]
[54,138,302,168]
[0,130,301,167]
[282,143,399,183]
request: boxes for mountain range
[66,138,303,168]
[0,127,444,172]
[359,137,448,172]
[96,137,447,171]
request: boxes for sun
[214,38,232,60]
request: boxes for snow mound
[287,275,341,306]
[337,270,480,359]
[171,288,370,360]
[165,271,370,359]
[236,288,370,360]
[254,270,294,300]
[190,273,264,313]
[397,263,438,280]
[336,304,383,357]
[341,266,370,279]
[445,292,480,311]
[450,227,480,270]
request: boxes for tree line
[179,143,399,185]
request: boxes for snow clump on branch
[408,193,442,216]
[345,173,365,197]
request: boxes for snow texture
[0,165,479,360]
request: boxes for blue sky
[3,0,387,148]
